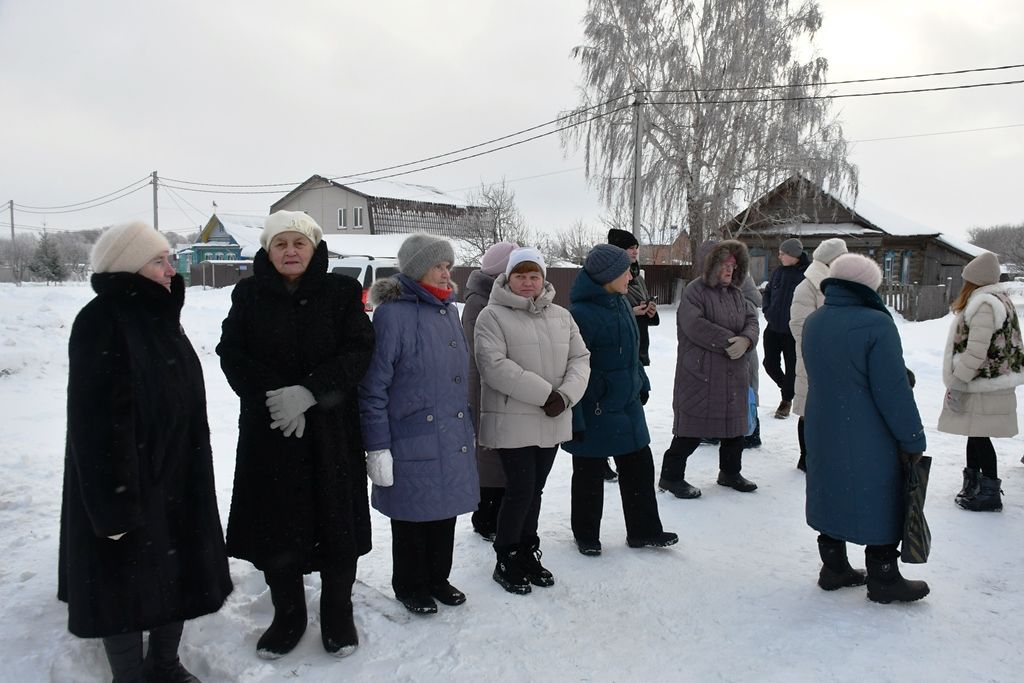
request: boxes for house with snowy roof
[174,213,269,285]
[269,174,492,241]
[722,175,985,312]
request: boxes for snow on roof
[752,222,875,237]
[208,213,267,258]
[340,178,468,207]
[321,233,476,263]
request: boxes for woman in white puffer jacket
[789,238,848,471]
[474,248,590,595]
[938,251,1024,512]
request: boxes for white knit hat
[812,238,848,266]
[962,251,1000,286]
[90,221,171,274]
[505,247,547,277]
[260,210,323,249]
[829,253,883,291]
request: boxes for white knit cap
[90,221,170,274]
[962,251,1000,286]
[260,210,323,249]
[829,253,883,291]
[812,238,848,266]
[505,247,547,277]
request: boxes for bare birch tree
[561,0,857,261]
[462,179,533,265]
[968,223,1024,271]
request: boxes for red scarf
[421,282,452,301]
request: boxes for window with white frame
[353,206,364,228]
[338,208,347,229]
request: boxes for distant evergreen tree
[28,233,68,284]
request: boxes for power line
[13,175,151,210]
[851,122,1024,143]
[13,182,151,215]
[641,62,1024,94]
[163,186,208,224]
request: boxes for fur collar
[803,259,830,291]
[369,274,459,308]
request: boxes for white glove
[107,533,126,541]
[279,413,305,438]
[266,386,317,429]
[367,449,394,487]
[725,336,751,360]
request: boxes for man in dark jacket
[761,238,808,419]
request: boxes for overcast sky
[1,0,1021,242]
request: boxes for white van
[327,255,400,311]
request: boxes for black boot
[954,467,980,504]
[816,539,866,591]
[472,487,503,541]
[658,441,701,499]
[602,459,618,482]
[744,417,762,449]
[102,632,144,683]
[257,570,308,659]
[716,471,757,492]
[320,566,358,658]
[519,538,555,587]
[865,553,929,604]
[493,545,532,595]
[142,622,198,682]
[957,475,1003,512]
[626,531,679,549]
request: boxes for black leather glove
[543,391,566,417]
[899,451,923,467]
[640,391,649,406]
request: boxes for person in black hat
[762,237,809,419]
[607,229,660,366]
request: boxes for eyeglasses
[721,263,736,270]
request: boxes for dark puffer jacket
[218,242,375,572]
[762,252,809,332]
[672,241,759,438]
[59,273,232,638]
[562,269,651,458]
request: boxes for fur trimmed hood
[698,240,749,288]
[369,274,459,308]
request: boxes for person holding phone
[607,229,659,366]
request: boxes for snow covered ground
[1,281,1023,683]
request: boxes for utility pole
[8,200,16,285]
[152,170,159,231]
[631,87,646,238]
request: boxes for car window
[377,267,399,280]
[332,267,361,279]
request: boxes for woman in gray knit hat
[359,233,479,615]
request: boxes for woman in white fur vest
[938,251,1024,512]
[789,238,848,472]
[474,248,591,594]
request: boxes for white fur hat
[829,253,883,291]
[260,210,323,249]
[90,221,170,274]
[812,238,848,266]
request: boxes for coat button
[440,308,447,315]
[449,340,457,347]
[461,446,468,453]
[457,411,464,418]
[454,376,462,383]
[426,414,434,422]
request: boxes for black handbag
[901,455,932,564]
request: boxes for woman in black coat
[59,221,232,683]
[217,211,375,659]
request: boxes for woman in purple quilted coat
[359,233,479,616]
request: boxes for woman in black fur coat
[217,211,375,660]
[59,221,232,683]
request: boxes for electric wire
[851,122,1024,144]
[13,182,151,215]
[14,175,151,210]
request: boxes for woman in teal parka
[803,254,929,603]
[563,244,677,556]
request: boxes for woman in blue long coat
[563,244,677,556]
[802,254,929,603]
[359,233,479,615]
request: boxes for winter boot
[320,567,358,658]
[626,531,679,549]
[429,581,467,606]
[659,445,701,499]
[602,459,618,482]
[716,471,758,492]
[141,622,198,683]
[744,417,762,449]
[774,399,792,419]
[395,593,438,615]
[574,537,602,556]
[520,538,555,587]
[954,467,981,505]
[957,475,1003,512]
[102,632,144,683]
[865,554,929,604]
[141,658,199,683]
[472,487,503,541]
[816,539,867,591]
[257,571,308,659]
[493,545,532,594]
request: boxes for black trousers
[966,436,998,478]
[102,620,183,682]
[797,416,806,458]
[660,435,745,479]
[495,446,557,548]
[637,316,652,366]
[391,517,456,598]
[820,533,899,561]
[571,447,664,542]
[762,328,797,401]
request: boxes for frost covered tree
[462,179,533,265]
[28,233,68,284]
[561,0,857,264]
[0,233,38,283]
[968,223,1024,272]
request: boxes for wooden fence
[879,278,953,322]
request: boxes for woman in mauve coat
[658,240,759,499]
[563,244,677,557]
[60,221,231,683]
[359,233,479,616]
[218,211,375,659]
[462,241,518,541]
[803,253,929,603]
[938,251,1024,512]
